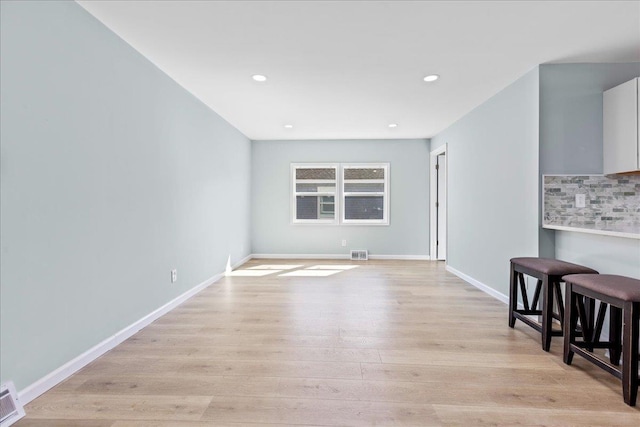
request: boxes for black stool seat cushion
[510,257,598,276]
[563,274,640,302]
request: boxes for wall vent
[0,382,25,427]
[350,249,368,261]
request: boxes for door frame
[429,144,447,261]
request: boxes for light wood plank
[16,421,114,427]
[74,375,280,397]
[108,344,381,363]
[111,422,322,427]
[24,395,212,421]
[377,349,563,370]
[433,404,640,426]
[177,359,363,380]
[200,395,441,426]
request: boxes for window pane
[344,168,384,180]
[296,195,335,220]
[345,196,384,220]
[344,183,384,193]
[296,168,336,180]
[296,183,336,193]
[319,196,335,216]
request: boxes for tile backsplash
[543,175,640,236]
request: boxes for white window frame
[291,163,339,224]
[341,163,390,225]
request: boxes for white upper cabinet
[603,77,640,175]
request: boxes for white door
[436,153,447,260]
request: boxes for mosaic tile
[543,175,640,235]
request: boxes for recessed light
[284,124,294,129]
[252,74,267,82]
[388,123,398,128]
[423,74,439,82]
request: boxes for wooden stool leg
[519,273,530,310]
[541,276,553,352]
[622,301,639,406]
[509,263,517,328]
[610,306,622,366]
[531,279,542,311]
[563,281,576,365]
[592,302,608,344]
[554,281,564,324]
[586,297,596,351]
[576,295,593,350]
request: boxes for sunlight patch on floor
[227,270,282,276]
[230,263,358,278]
[279,270,342,277]
[248,264,303,270]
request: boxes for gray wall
[430,68,540,296]
[539,63,640,279]
[555,232,640,278]
[539,63,640,175]
[0,1,251,391]
[251,139,430,256]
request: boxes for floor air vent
[350,249,368,261]
[0,382,25,427]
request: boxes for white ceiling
[76,1,640,141]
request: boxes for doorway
[429,145,447,261]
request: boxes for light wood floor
[18,260,640,426]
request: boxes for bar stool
[509,257,598,351]
[563,274,640,406]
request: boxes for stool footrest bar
[570,344,623,379]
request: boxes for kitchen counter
[542,223,640,240]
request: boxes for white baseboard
[18,254,251,405]
[445,265,509,305]
[251,253,430,261]
[252,253,349,260]
[369,255,430,260]
[233,254,253,268]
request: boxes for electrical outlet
[341,239,347,247]
[171,269,177,283]
[575,194,586,208]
